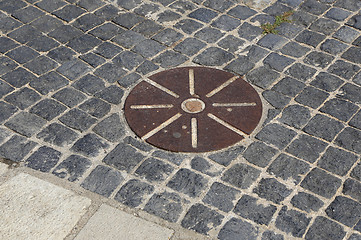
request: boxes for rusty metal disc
[124,67,263,153]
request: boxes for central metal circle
[124,67,263,153]
[181,98,205,113]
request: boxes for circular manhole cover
[124,67,263,153]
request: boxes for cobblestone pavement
[0,0,361,239]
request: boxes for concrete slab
[0,162,8,176]
[75,204,174,240]
[0,173,91,240]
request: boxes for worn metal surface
[124,67,263,152]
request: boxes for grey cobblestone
[25,146,61,172]
[81,165,123,197]
[234,194,276,225]
[2,0,361,238]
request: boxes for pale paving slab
[0,173,91,240]
[75,204,174,240]
[0,162,8,176]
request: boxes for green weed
[261,11,294,34]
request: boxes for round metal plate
[124,67,263,153]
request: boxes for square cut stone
[74,205,173,240]
[0,173,91,240]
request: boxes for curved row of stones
[0,0,361,239]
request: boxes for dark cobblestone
[295,86,329,109]
[72,74,105,95]
[203,182,239,212]
[53,5,86,22]
[211,15,240,31]
[167,168,207,197]
[238,22,263,41]
[253,178,292,204]
[53,154,91,182]
[181,204,223,235]
[318,146,358,176]
[286,134,328,163]
[52,87,86,107]
[103,142,145,172]
[326,7,351,21]
[321,39,348,55]
[221,163,260,189]
[291,192,323,213]
[4,87,41,110]
[114,179,154,207]
[144,191,184,223]
[26,36,59,53]
[279,105,310,129]
[280,42,310,58]
[30,71,68,95]
[257,34,288,51]
[0,135,37,162]
[208,146,244,166]
[37,123,78,147]
[79,98,111,118]
[267,153,310,184]
[193,47,233,66]
[59,109,97,132]
[338,83,361,104]
[217,35,245,53]
[71,133,109,157]
[264,53,295,72]
[225,56,255,76]
[117,72,141,87]
[234,194,276,225]
[263,2,292,16]
[228,5,257,20]
[2,67,37,88]
[275,206,311,237]
[243,141,278,167]
[310,72,344,92]
[326,196,361,227]
[190,157,223,177]
[124,136,153,152]
[30,99,67,121]
[261,231,284,240]
[6,46,39,65]
[286,63,316,82]
[152,28,183,47]
[343,178,361,203]
[295,30,326,48]
[246,66,280,89]
[81,165,123,197]
[272,77,305,97]
[136,158,174,182]
[154,50,188,68]
[320,98,359,122]
[245,45,269,63]
[305,216,345,240]
[8,25,42,44]
[256,123,296,149]
[94,42,122,59]
[25,146,61,172]
[47,47,77,63]
[335,127,361,154]
[342,47,361,64]
[350,110,361,130]
[135,60,159,75]
[303,114,344,142]
[0,80,14,99]
[301,168,341,198]
[218,218,258,240]
[203,0,236,11]
[174,38,206,56]
[329,60,360,80]
[194,27,224,43]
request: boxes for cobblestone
[1,0,361,238]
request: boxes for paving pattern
[0,0,361,239]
